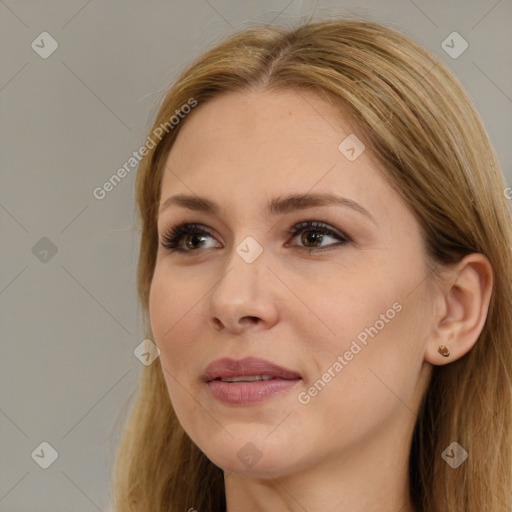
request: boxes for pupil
[302,230,322,247]
[186,234,205,249]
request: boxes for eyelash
[160,220,351,254]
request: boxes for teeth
[220,375,275,383]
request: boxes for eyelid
[287,220,348,240]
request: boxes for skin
[149,89,493,512]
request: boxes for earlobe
[425,253,493,366]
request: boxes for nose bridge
[210,243,265,306]
[205,241,278,331]
[214,221,269,294]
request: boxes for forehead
[159,89,403,225]
[168,88,351,160]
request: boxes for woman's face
[149,89,434,478]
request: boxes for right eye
[160,223,221,253]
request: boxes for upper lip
[203,357,301,382]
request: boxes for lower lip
[207,378,300,405]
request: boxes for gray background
[0,1,510,511]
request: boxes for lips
[202,357,301,383]
[203,357,302,405]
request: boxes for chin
[195,434,303,479]
[185,418,303,475]
[208,450,295,479]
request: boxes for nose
[205,249,280,335]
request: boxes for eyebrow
[158,192,377,225]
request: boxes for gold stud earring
[438,344,451,357]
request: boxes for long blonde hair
[111,17,512,512]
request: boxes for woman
[111,17,512,512]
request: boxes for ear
[425,253,493,365]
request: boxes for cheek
[148,271,208,422]
[149,270,172,344]
[311,260,426,377]
[148,269,203,369]
[317,269,394,340]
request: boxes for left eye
[160,220,350,253]
[287,220,350,251]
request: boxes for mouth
[217,374,277,383]
[203,357,302,405]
